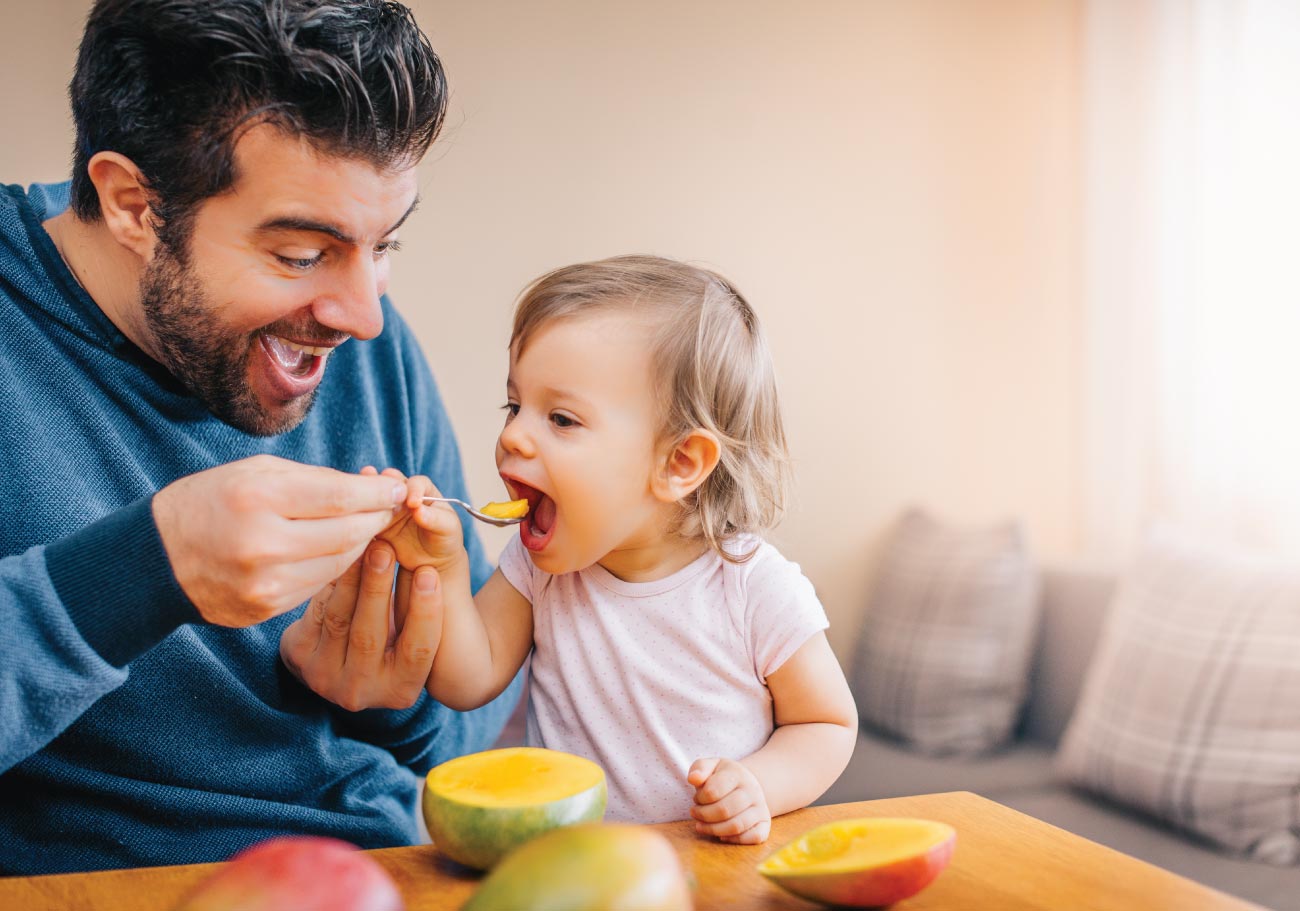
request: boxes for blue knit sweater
[0,182,518,874]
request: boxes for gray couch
[818,566,1299,911]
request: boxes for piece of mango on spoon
[478,498,530,520]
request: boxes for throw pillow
[851,508,1041,755]
[1056,528,1300,864]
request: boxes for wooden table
[0,791,1268,910]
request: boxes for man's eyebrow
[254,196,421,245]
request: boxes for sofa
[817,564,1299,911]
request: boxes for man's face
[140,124,419,435]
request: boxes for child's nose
[497,416,536,459]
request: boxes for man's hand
[279,540,443,711]
[152,454,407,627]
[687,757,772,844]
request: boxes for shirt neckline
[580,544,721,597]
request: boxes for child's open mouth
[505,479,556,552]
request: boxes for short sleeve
[739,543,829,680]
[497,534,537,603]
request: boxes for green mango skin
[424,778,607,870]
[463,823,693,911]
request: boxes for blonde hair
[510,255,792,562]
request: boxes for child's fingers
[412,501,461,535]
[694,804,768,839]
[402,475,441,509]
[719,818,771,845]
[401,476,424,506]
[692,760,745,805]
[687,757,721,789]
[690,788,753,824]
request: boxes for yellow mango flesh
[759,817,955,907]
[427,747,604,807]
[424,747,607,870]
[478,498,529,519]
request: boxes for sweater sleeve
[0,497,199,774]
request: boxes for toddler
[383,255,857,843]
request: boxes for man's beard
[139,245,320,437]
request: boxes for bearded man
[0,0,518,874]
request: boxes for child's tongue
[531,495,557,534]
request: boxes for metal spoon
[420,496,526,527]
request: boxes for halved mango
[424,747,606,870]
[758,817,955,907]
[479,498,530,519]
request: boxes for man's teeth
[276,337,333,356]
[264,334,334,375]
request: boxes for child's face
[496,311,675,577]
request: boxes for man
[0,0,518,873]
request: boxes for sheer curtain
[1082,0,1300,559]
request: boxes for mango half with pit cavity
[758,817,955,907]
[423,747,606,870]
[479,498,529,519]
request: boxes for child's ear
[652,429,721,504]
[86,151,159,261]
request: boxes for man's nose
[313,252,385,340]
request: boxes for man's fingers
[310,552,368,672]
[268,510,406,564]
[392,567,442,692]
[267,465,406,519]
[347,542,398,668]
[393,566,413,634]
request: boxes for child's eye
[550,412,579,429]
[501,402,520,418]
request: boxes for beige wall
[0,0,1083,661]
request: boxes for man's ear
[652,429,721,504]
[86,151,158,260]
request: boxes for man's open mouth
[257,333,342,400]
[263,335,335,376]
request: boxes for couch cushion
[818,729,1057,806]
[850,509,1041,755]
[1056,528,1300,865]
[1021,563,1118,746]
[1000,788,1300,911]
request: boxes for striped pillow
[1056,529,1300,864]
[851,509,1040,755]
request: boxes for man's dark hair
[68,0,446,247]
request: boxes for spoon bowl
[421,496,526,527]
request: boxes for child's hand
[686,757,772,844]
[367,467,466,573]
